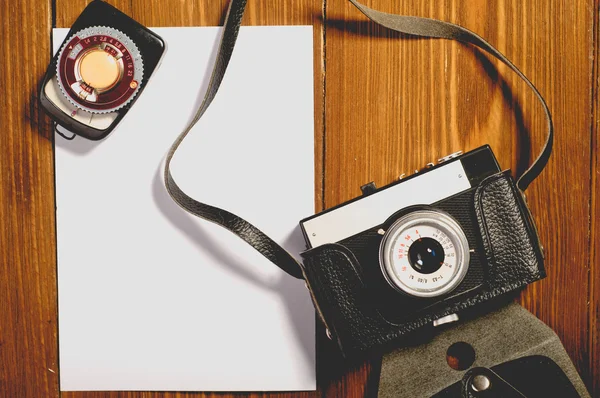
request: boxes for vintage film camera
[39,0,165,140]
[299,146,546,357]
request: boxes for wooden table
[1,0,598,396]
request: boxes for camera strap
[164,0,554,280]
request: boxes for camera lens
[379,210,470,298]
[408,237,445,274]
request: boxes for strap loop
[164,0,553,279]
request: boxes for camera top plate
[300,145,501,249]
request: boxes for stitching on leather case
[306,243,367,284]
[503,176,543,271]
[299,264,333,339]
[475,172,507,273]
[302,243,367,345]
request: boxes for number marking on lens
[379,210,470,298]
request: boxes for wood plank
[0,0,59,396]
[589,1,600,395]
[54,0,325,397]
[55,0,132,26]
[324,0,593,393]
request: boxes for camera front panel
[339,188,487,323]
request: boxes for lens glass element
[408,237,445,274]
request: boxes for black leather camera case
[301,171,545,357]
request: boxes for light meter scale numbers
[56,26,144,113]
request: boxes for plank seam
[588,0,599,395]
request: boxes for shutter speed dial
[56,26,144,114]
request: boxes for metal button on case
[433,313,459,327]
[471,375,492,392]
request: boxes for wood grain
[1,0,598,396]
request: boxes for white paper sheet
[54,26,315,392]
